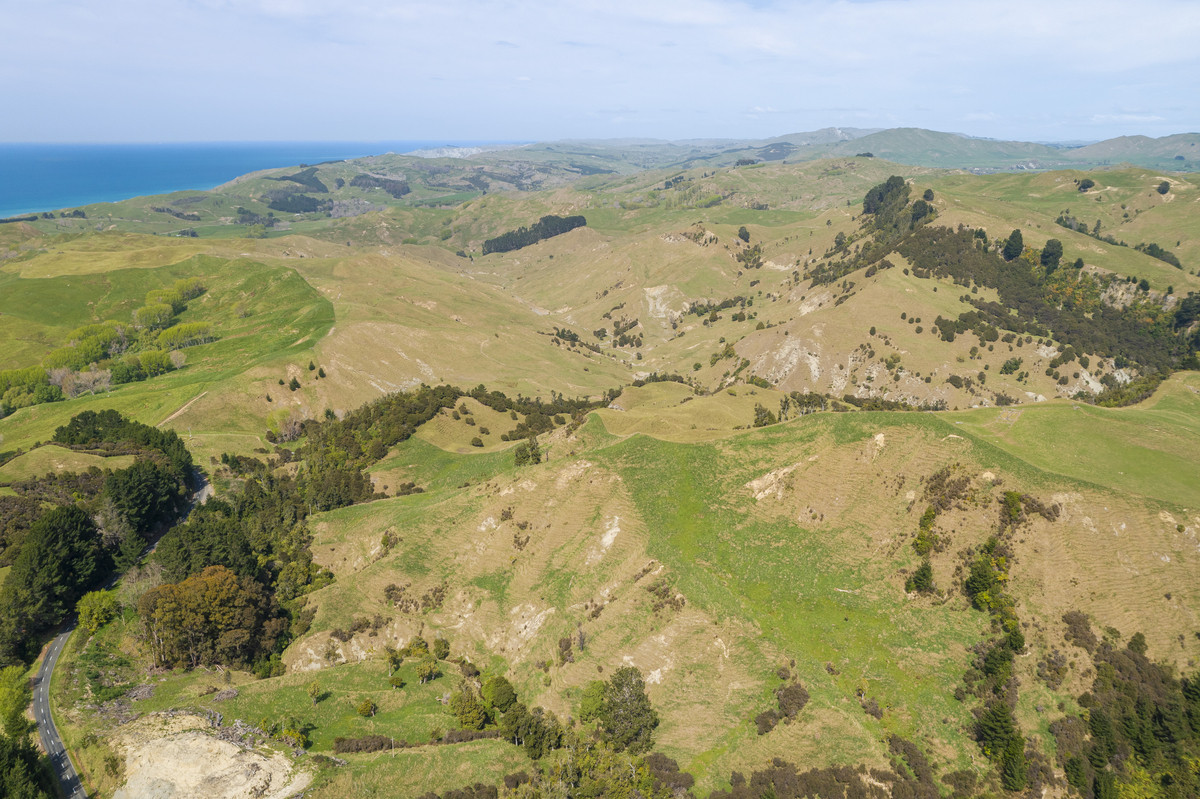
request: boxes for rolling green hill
[1,141,1198,799]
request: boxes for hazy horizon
[2,128,1196,148]
[3,1,1198,145]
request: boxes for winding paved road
[34,626,86,799]
[31,470,212,798]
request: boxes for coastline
[0,140,506,218]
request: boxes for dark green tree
[737,226,750,243]
[1040,239,1063,270]
[113,528,146,574]
[105,458,182,536]
[752,404,777,427]
[910,199,933,227]
[977,700,1018,758]
[513,437,541,467]
[1000,737,1028,791]
[0,735,53,798]
[497,704,561,760]
[905,560,934,593]
[1003,229,1024,261]
[154,502,256,582]
[863,175,908,215]
[1157,180,1170,195]
[482,675,516,712]
[6,506,103,630]
[600,666,659,754]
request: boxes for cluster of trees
[0,412,193,664]
[754,679,810,735]
[752,403,778,427]
[54,409,193,477]
[710,737,941,799]
[139,565,285,669]
[1050,623,1200,798]
[0,366,62,417]
[959,510,1032,791]
[150,205,201,222]
[838,394,946,412]
[400,741,694,799]
[810,176,932,287]
[830,176,1197,390]
[688,296,747,318]
[349,173,410,198]
[156,322,213,350]
[512,438,542,466]
[290,384,463,510]
[142,381,620,676]
[267,194,330,214]
[1134,241,1183,269]
[0,507,106,664]
[1056,209,1184,269]
[154,467,333,607]
[266,166,328,193]
[433,669,566,760]
[862,175,913,234]
[0,664,53,798]
[1,278,209,416]
[897,226,1196,377]
[481,215,587,255]
[0,495,42,567]
[235,206,277,227]
[1055,210,1126,248]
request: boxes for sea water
[0,141,493,218]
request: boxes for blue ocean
[0,141,496,218]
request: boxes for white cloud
[1,0,1198,141]
[1089,113,1167,124]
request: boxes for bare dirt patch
[112,713,311,799]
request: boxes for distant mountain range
[464,127,1200,174]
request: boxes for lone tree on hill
[1003,229,1024,262]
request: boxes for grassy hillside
[4,145,1198,799]
[0,445,135,482]
[56,371,1191,796]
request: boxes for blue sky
[3,0,1198,143]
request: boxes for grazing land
[1,130,1198,799]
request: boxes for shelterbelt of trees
[0,278,212,419]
